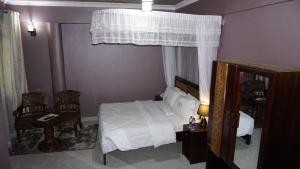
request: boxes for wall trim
[175,0,199,10]
[5,0,199,10]
[5,0,175,10]
[81,116,98,124]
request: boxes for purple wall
[21,22,54,105]
[177,0,300,69]
[219,0,300,69]
[8,5,166,117]
[61,24,165,116]
[0,2,5,9]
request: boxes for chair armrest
[13,106,23,117]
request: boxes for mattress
[237,111,255,136]
[98,100,180,154]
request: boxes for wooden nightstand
[182,123,208,164]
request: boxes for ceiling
[4,0,198,10]
[6,0,185,5]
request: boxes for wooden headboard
[175,76,199,99]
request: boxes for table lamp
[199,104,209,128]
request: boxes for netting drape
[91,9,221,47]
[90,9,222,104]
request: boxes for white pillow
[186,94,200,115]
[161,103,175,116]
[163,87,186,107]
[172,95,197,121]
[174,87,186,95]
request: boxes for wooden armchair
[14,92,47,142]
[54,90,82,137]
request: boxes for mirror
[233,72,269,169]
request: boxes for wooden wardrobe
[206,61,300,169]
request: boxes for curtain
[0,11,28,134]
[162,46,176,87]
[91,9,221,47]
[197,46,218,105]
[90,9,222,105]
[176,47,199,85]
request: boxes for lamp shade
[200,104,209,117]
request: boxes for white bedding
[98,100,179,154]
[237,111,254,137]
[98,100,254,154]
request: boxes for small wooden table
[182,123,208,164]
[34,114,61,152]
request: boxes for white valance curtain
[0,11,28,133]
[90,9,222,104]
[91,9,221,47]
[162,46,176,87]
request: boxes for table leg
[39,126,61,152]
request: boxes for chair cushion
[57,112,80,126]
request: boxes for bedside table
[182,123,208,164]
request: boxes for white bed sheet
[155,101,186,132]
[166,113,185,132]
[237,111,254,137]
[98,100,178,154]
[99,100,254,154]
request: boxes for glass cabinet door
[232,72,269,169]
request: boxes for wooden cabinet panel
[208,62,229,158]
[207,61,300,169]
[263,72,300,169]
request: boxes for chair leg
[16,129,21,143]
[103,154,106,165]
[74,124,78,137]
[79,118,83,129]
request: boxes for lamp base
[200,117,207,128]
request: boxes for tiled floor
[10,142,206,169]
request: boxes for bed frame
[175,76,199,99]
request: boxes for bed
[237,111,255,144]
[98,77,199,164]
[98,77,254,165]
[99,100,183,154]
